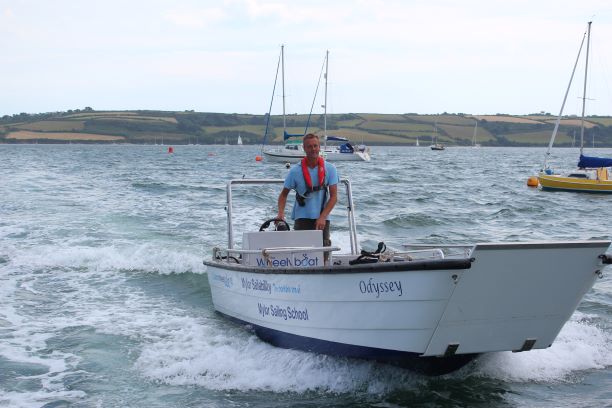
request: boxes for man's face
[303,137,320,159]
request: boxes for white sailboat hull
[263,147,370,163]
[261,47,371,164]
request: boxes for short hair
[303,133,320,143]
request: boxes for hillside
[1,108,612,147]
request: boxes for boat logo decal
[359,277,403,298]
[273,283,301,294]
[258,302,309,321]
[255,253,320,268]
[212,272,233,288]
[241,277,272,294]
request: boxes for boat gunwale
[204,257,472,274]
[538,174,612,192]
[473,240,611,250]
[538,174,611,184]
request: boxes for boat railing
[213,246,342,265]
[225,178,359,255]
[402,243,475,258]
[213,245,450,266]
[393,248,446,260]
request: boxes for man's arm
[277,187,290,220]
[315,184,337,230]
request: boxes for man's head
[303,133,320,160]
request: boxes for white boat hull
[263,148,371,163]
[205,241,609,374]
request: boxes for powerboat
[204,178,610,375]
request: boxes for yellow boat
[538,167,612,193]
[536,22,612,194]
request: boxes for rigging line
[304,52,327,135]
[261,48,283,156]
[543,26,587,170]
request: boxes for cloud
[1,0,612,115]
[163,7,228,28]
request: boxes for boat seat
[241,230,324,267]
[597,167,608,181]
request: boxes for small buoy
[527,176,539,187]
[168,146,174,153]
[255,155,263,161]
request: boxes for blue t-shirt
[284,161,339,220]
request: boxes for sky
[2,0,612,117]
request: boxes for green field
[1,110,611,146]
[14,120,86,131]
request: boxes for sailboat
[472,120,481,148]
[537,21,612,193]
[262,47,370,163]
[319,50,371,161]
[237,133,243,145]
[430,123,444,150]
[416,136,420,147]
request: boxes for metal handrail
[213,245,342,265]
[392,249,445,259]
[402,243,475,258]
[225,178,359,255]
[216,246,341,256]
[401,243,474,248]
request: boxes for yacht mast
[579,21,591,156]
[323,50,329,150]
[281,45,286,135]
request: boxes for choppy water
[1,144,611,407]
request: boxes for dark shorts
[294,218,331,247]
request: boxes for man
[277,133,339,251]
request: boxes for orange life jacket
[301,157,326,192]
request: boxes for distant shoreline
[2,110,611,147]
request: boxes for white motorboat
[204,178,610,375]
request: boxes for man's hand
[315,216,326,230]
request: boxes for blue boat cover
[339,142,354,153]
[578,154,612,168]
[327,136,349,142]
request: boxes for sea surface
[1,144,611,408]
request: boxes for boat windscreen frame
[225,178,359,255]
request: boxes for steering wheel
[259,218,291,232]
